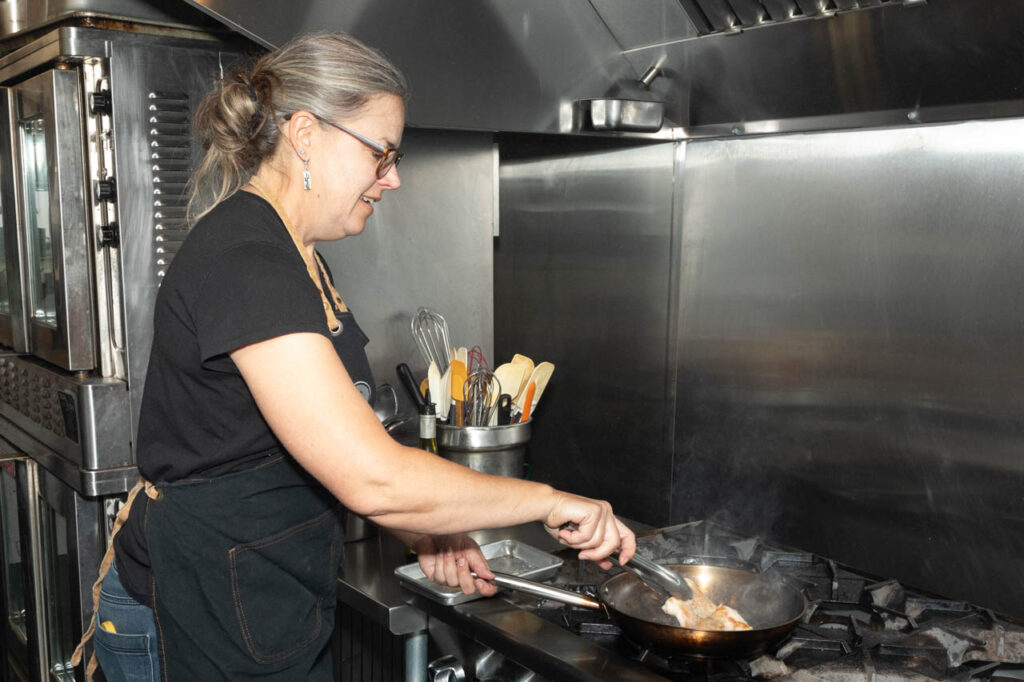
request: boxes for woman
[81,33,635,681]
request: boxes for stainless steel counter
[337,521,666,681]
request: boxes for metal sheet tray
[395,539,563,605]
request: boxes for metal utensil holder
[436,421,531,478]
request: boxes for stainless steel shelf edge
[0,24,226,84]
[0,414,134,496]
[0,355,132,470]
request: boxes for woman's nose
[378,165,401,190]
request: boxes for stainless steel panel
[183,0,642,135]
[673,118,1024,618]
[586,0,698,49]
[186,0,1024,138]
[318,130,495,419]
[13,68,96,372]
[102,29,246,445]
[495,139,679,524]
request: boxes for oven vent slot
[677,0,922,35]
[0,357,68,441]
[147,91,193,280]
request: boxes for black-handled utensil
[395,363,426,411]
[497,394,512,425]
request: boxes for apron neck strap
[248,178,348,334]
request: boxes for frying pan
[485,564,807,659]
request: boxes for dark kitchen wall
[496,118,1024,618]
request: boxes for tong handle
[471,571,602,610]
[624,553,692,600]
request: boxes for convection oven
[0,20,245,682]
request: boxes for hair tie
[247,82,259,107]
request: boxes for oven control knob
[90,91,112,115]
[427,655,466,682]
[95,178,117,202]
[98,222,120,247]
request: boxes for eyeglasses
[285,112,403,179]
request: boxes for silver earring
[302,158,311,191]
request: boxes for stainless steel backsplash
[497,119,1024,617]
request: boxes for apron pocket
[228,509,341,663]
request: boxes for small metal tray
[395,539,563,605]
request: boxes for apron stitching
[152,574,169,682]
[228,508,336,662]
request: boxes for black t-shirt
[114,191,376,605]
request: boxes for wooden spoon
[524,362,554,413]
[509,354,534,401]
[493,363,527,407]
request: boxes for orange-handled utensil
[450,360,467,426]
[520,381,536,423]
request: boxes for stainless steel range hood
[180,0,1024,136]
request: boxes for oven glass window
[38,499,74,681]
[0,462,25,640]
[19,117,56,329]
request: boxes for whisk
[410,307,451,375]
[463,368,500,427]
[467,345,489,372]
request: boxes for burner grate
[507,523,1024,681]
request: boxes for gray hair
[188,32,408,222]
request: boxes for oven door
[0,446,41,682]
[12,68,95,372]
[0,86,28,353]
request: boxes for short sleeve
[191,242,327,364]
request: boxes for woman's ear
[286,110,317,159]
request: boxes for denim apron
[147,456,343,680]
[148,309,374,680]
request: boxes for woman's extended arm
[230,332,635,564]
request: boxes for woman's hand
[415,534,498,596]
[543,493,636,570]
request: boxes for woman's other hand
[415,534,497,596]
[543,494,636,570]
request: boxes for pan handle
[473,571,603,610]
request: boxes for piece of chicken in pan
[660,577,752,631]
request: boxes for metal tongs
[613,551,693,601]
[558,520,693,600]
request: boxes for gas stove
[490,521,1024,681]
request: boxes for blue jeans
[93,561,161,682]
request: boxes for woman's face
[304,93,405,242]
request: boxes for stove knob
[427,655,466,682]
